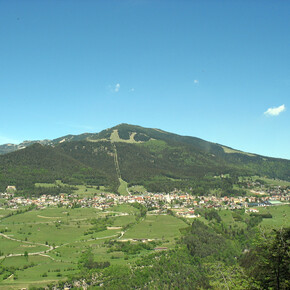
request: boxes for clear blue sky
[0,0,289,159]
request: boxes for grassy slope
[0,205,140,287]
[259,205,290,230]
[1,204,289,287]
[122,214,187,240]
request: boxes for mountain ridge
[0,124,289,194]
[0,123,286,160]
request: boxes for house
[249,208,259,213]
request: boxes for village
[1,182,289,218]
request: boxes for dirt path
[37,215,62,219]
[0,232,54,259]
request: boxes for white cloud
[114,83,120,92]
[194,79,199,84]
[130,88,135,92]
[264,104,286,116]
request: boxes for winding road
[0,232,54,259]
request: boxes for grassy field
[0,255,77,290]
[139,139,169,152]
[128,185,147,194]
[1,203,289,288]
[219,205,290,232]
[221,146,255,156]
[122,214,187,240]
[0,204,142,287]
[219,209,247,230]
[118,178,129,195]
[0,204,185,287]
[109,204,139,214]
[0,237,47,256]
[239,176,290,187]
[258,204,289,230]
[35,181,109,196]
[110,129,142,143]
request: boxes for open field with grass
[0,203,289,288]
[0,255,77,289]
[108,204,140,216]
[0,237,48,256]
[122,214,187,240]
[0,204,146,287]
[239,176,290,187]
[128,185,147,193]
[35,181,109,196]
[258,204,289,230]
[219,209,248,230]
[117,178,129,195]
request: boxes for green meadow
[117,178,129,195]
[0,204,289,288]
[35,181,109,196]
[259,204,289,229]
[0,204,144,287]
[122,214,187,240]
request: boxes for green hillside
[0,124,289,195]
[0,143,117,194]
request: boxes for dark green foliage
[84,217,114,235]
[240,227,290,289]
[78,248,110,270]
[107,240,159,255]
[31,184,77,196]
[56,141,119,191]
[184,219,239,263]
[246,215,263,228]
[204,209,222,223]
[232,211,244,222]
[116,127,130,140]
[134,133,150,142]
[130,202,147,217]
[0,142,118,193]
[250,212,273,218]
[100,249,210,289]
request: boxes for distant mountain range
[0,124,289,194]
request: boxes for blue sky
[0,0,289,159]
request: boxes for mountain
[0,124,289,195]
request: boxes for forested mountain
[0,124,289,194]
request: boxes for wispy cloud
[114,83,120,92]
[130,88,135,92]
[264,104,286,116]
[194,79,199,84]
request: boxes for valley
[0,176,289,288]
[0,124,289,289]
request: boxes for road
[0,232,54,259]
